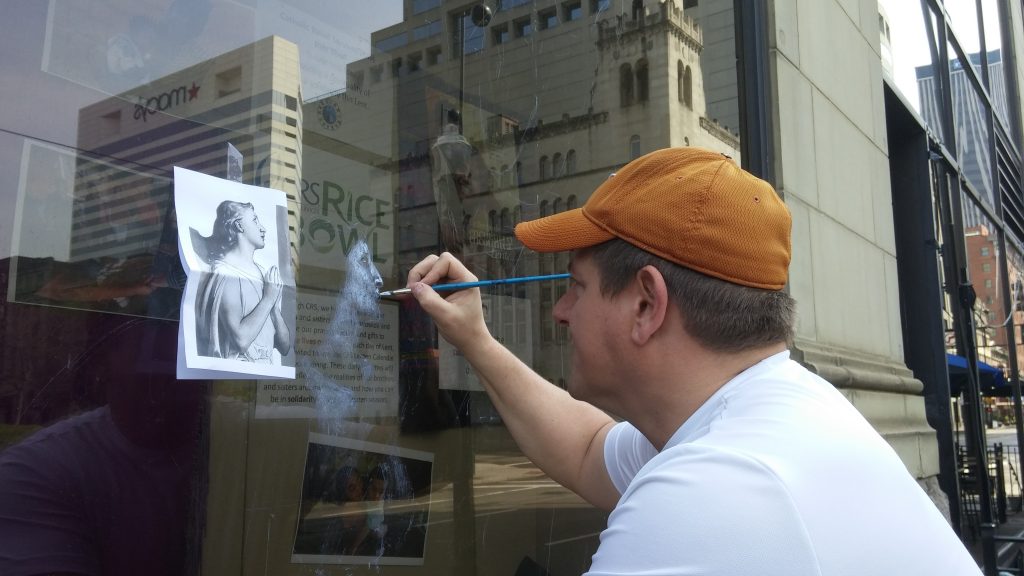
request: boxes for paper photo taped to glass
[174,166,295,379]
[292,433,434,565]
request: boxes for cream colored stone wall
[769,0,941,494]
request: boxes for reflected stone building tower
[315,0,740,386]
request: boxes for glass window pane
[982,0,1013,133]
[1008,243,1024,380]
[949,45,996,208]
[962,208,1010,408]
[0,1,746,574]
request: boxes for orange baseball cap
[514,147,792,290]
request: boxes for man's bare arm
[407,253,620,511]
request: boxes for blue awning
[947,353,1008,396]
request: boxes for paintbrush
[378,273,570,298]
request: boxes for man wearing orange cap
[406,147,980,574]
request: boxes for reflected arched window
[500,164,510,188]
[566,149,577,175]
[567,195,577,210]
[552,197,563,214]
[552,153,563,178]
[539,155,549,180]
[514,161,522,184]
[540,199,550,217]
[677,60,684,103]
[620,63,634,107]
[636,58,649,102]
[683,65,693,109]
[489,209,498,233]
[500,207,511,234]
[629,135,641,159]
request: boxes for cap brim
[514,208,615,253]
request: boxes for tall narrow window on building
[677,60,684,103]
[500,164,511,187]
[552,197,563,214]
[567,195,577,209]
[540,199,550,217]
[539,156,549,180]
[683,65,693,109]
[629,134,641,159]
[566,149,577,174]
[631,0,644,22]
[500,207,511,234]
[552,153,563,177]
[514,161,522,184]
[620,63,634,107]
[636,58,649,102]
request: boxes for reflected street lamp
[433,3,491,255]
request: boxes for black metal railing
[960,443,1023,541]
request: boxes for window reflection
[0,317,208,576]
[0,0,745,573]
[959,208,1014,425]
[947,46,996,208]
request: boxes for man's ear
[631,265,668,345]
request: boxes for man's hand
[406,252,491,353]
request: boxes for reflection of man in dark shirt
[0,318,206,576]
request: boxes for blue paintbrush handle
[379,273,570,297]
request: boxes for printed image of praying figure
[193,200,291,364]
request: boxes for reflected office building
[71,36,303,265]
[916,49,1009,226]
[3,35,304,426]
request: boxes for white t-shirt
[593,350,981,576]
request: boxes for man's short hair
[585,239,795,353]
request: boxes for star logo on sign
[188,81,200,101]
